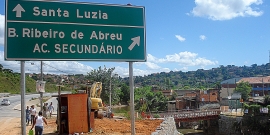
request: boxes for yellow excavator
[89,82,105,118]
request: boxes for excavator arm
[89,82,105,118]
[90,82,102,98]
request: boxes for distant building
[169,89,220,111]
[151,86,173,98]
[238,77,270,97]
[220,77,270,106]
[220,77,242,99]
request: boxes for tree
[86,66,119,104]
[0,64,3,71]
[165,77,172,90]
[134,86,168,112]
[183,85,190,90]
[235,81,252,101]
[119,83,130,104]
[263,95,270,106]
[169,90,178,100]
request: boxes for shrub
[153,114,161,118]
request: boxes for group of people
[42,102,55,119]
[25,102,54,135]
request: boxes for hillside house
[221,77,270,98]
[170,89,220,111]
[238,77,270,97]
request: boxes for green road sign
[5,0,146,61]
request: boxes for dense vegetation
[1,63,270,111]
[0,64,69,94]
[233,96,270,134]
[121,63,270,90]
[235,81,252,101]
[84,66,168,112]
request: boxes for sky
[0,0,270,77]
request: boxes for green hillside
[0,71,59,94]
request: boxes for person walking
[45,103,49,118]
[48,102,54,118]
[42,103,47,119]
[30,105,37,125]
[31,111,48,135]
[26,106,30,126]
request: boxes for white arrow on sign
[128,36,140,51]
[13,4,25,18]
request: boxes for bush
[153,114,161,118]
[26,88,31,93]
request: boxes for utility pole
[262,78,264,96]
[109,72,112,108]
[40,61,43,112]
[227,82,229,97]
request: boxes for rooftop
[238,76,270,84]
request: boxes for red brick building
[173,89,220,111]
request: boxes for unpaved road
[0,116,163,135]
[0,117,57,135]
[0,94,163,135]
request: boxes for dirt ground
[0,117,163,135]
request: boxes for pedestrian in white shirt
[31,111,48,135]
[30,105,37,125]
[48,102,54,118]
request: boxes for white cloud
[0,14,4,45]
[42,61,94,75]
[155,51,218,66]
[191,0,263,20]
[161,68,171,73]
[180,67,188,71]
[114,66,152,77]
[200,35,206,40]
[175,35,186,42]
[145,62,160,70]
[0,51,94,75]
[147,54,158,62]
[0,50,156,77]
[0,50,218,77]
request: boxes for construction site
[51,82,180,135]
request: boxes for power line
[42,62,72,75]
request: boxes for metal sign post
[129,62,135,134]
[20,61,26,135]
[40,61,43,112]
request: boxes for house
[228,92,242,109]
[238,77,270,97]
[220,77,242,100]
[171,89,220,111]
[221,77,270,98]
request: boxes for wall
[176,100,186,110]
[199,90,218,102]
[151,117,183,135]
[185,93,197,97]
[218,115,242,135]
[168,102,176,111]
[220,87,235,99]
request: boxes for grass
[0,72,69,94]
[113,113,126,117]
